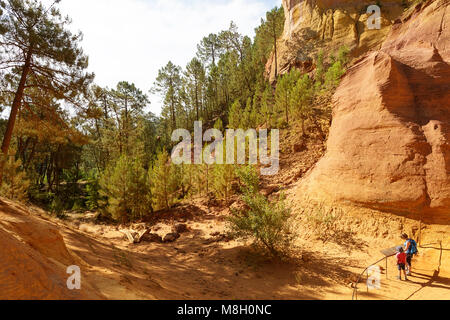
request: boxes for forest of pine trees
[0,0,348,224]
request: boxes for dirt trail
[60,200,355,300]
[355,243,450,300]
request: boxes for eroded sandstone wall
[297,0,450,223]
[267,0,406,82]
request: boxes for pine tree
[211,142,235,204]
[315,50,325,90]
[0,0,93,159]
[86,178,100,211]
[241,97,253,129]
[178,163,195,199]
[290,75,314,136]
[99,156,151,222]
[323,46,349,89]
[185,58,206,121]
[152,62,182,131]
[150,149,178,211]
[228,100,242,129]
[212,163,235,204]
[197,33,222,67]
[259,7,285,78]
[324,61,344,89]
[274,69,300,126]
[261,85,275,127]
[110,81,150,157]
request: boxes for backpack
[408,239,419,255]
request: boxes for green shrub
[315,45,349,92]
[324,61,344,89]
[211,143,236,204]
[228,166,296,258]
[50,196,66,219]
[86,179,101,211]
[305,204,343,241]
[0,152,30,202]
[71,198,85,212]
[276,118,288,129]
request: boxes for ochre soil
[1,196,448,300]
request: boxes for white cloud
[50,0,279,115]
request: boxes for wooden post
[367,270,369,293]
[386,257,388,280]
[419,219,422,247]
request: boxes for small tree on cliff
[290,75,314,136]
[275,69,300,125]
[324,46,350,89]
[315,50,325,89]
[259,7,285,78]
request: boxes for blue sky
[46,0,280,115]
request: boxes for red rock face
[300,0,450,223]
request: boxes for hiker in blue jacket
[402,233,419,276]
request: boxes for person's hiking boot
[397,276,401,280]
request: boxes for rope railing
[352,256,391,301]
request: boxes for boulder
[172,223,188,234]
[141,233,163,243]
[163,233,180,243]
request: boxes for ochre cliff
[267,0,406,82]
[296,0,450,223]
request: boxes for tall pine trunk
[0,49,33,183]
[2,49,33,155]
[273,32,278,78]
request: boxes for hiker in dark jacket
[402,234,418,276]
